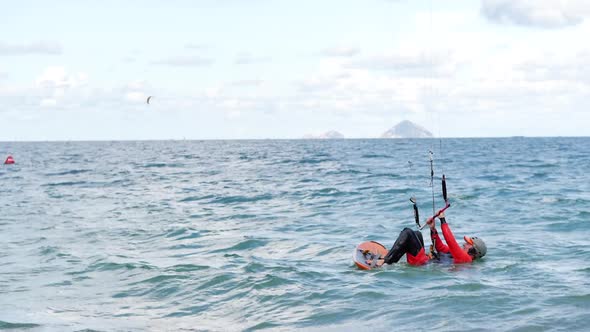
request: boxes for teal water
[1,138,589,331]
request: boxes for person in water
[380,212,487,266]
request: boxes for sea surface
[1,138,589,331]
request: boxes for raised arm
[439,214,472,264]
[429,225,450,254]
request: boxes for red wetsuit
[383,228,430,266]
[430,218,472,264]
[406,247,429,266]
[384,219,472,266]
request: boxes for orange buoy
[4,155,15,164]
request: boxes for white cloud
[481,0,590,28]
[185,43,210,50]
[31,67,89,107]
[122,56,137,63]
[120,80,154,105]
[280,35,590,137]
[226,110,242,119]
[234,52,271,65]
[3,2,590,139]
[0,41,62,55]
[320,46,360,57]
[36,67,67,87]
[14,36,587,137]
[204,86,222,98]
[35,66,88,89]
[40,98,57,107]
[513,51,590,84]
[291,61,427,120]
[152,56,214,66]
[229,79,264,87]
[125,91,147,103]
[1,67,160,111]
[345,49,455,78]
[126,80,149,90]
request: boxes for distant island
[302,130,345,139]
[381,120,433,138]
[301,121,432,139]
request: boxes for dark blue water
[1,138,589,331]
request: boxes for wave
[298,158,333,164]
[361,153,391,159]
[307,188,346,197]
[0,321,41,329]
[364,173,401,179]
[163,227,204,240]
[42,181,87,187]
[210,194,273,204]
[179,194,215,202]
[46,169,92,176]
[211,238,268,253]
[165,264,209,272]
[72,260,156,273]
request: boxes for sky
[1,0,590,140]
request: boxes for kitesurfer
[426,212,486,264]
[381,212,486,266]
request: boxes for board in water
[353,241,389,270]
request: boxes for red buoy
[4,155,15,164]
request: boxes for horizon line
[1,135,588,143]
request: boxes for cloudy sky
[1,0,589,140]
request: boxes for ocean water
[1,138,589,332]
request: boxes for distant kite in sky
[147,96,153,104]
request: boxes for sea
[1,138,589,331]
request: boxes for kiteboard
[353,241,388,270]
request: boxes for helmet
[464,236,487,259]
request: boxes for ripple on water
[163,227,203,239]
[165,264,209,273]
[83,260,156,273]
[0,321,41,329]
[196,273,236,291]
[210,194,274,204]
[211,238,269,253]
[42,181,88,187]
[45,169,92,176]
